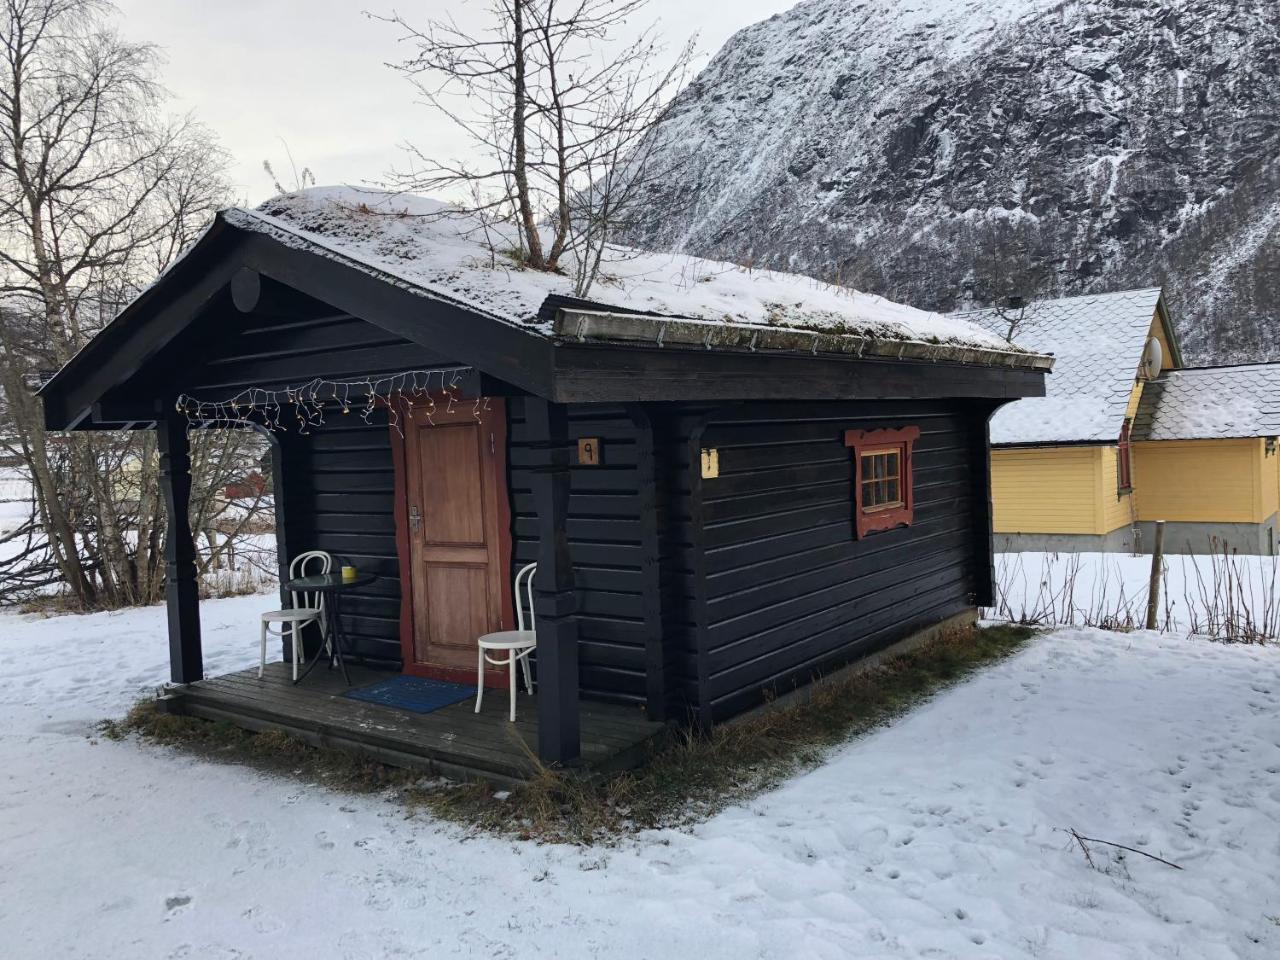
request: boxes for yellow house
[957,289,1280,555]
[1131,364,1280,554]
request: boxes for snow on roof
[955,288,1165,445]
[1133,364,1280,441]
[224,186,1017,354]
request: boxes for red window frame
[843,426,920,538]
[1117,419,1133,494]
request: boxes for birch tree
[0,0,265,607]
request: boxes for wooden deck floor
[160,662,669,785]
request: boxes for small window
[844,426,920,537]
[1117,419,1133,494]
[860,447,903,511]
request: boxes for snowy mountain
[623,0,1280,363]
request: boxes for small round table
[283,571,377,686]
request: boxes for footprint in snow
[165,894,192,912]
[853,826,889,853]
[241,906,284,935]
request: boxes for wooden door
[397,399,512,685]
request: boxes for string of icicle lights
[175,367,487,437]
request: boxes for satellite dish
[1140,337,1163,380]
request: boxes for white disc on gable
[1140,337,1163,380]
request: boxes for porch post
[526,397,581,765]
[157,410,202,683]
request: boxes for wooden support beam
[550,345,1048,404]
[157,411,202,683]
[970,402,1000,608]
[92,399,161,424]
[526,397,581,765]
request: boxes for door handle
[409,504,422,534]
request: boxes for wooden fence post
[157,410,203,683]
[1146,520,1166,631]
[526,397,581,765]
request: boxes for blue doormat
[344,675,476,714]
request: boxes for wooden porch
[158,662,669,785]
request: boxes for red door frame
[388,395,515,688]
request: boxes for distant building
[958,289,1280,555]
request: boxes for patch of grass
[412,622,1036,842]
[494,245,567,275]
[18,593,91,616]
[111,623,1036,844]
[112,700,420,794]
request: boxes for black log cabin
[38,190,1051,777]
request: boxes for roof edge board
[554,309,1055,372]
[1154,290,1186,369]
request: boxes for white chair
[260,550,332,681]
[476,562,537,722]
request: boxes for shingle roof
[954,288,1167,445]
[1133,364,1280,441]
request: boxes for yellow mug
[341,565,357,583]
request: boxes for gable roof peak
[952,286,1170,445]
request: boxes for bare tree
[993,297,1030,343]
[372,0,695,293]
[0,0,267,608]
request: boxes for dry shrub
[1180,543,1280,643]
[988,546,1280,643]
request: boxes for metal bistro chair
[260,550,332,681]
[476,562,537,722]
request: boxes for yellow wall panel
[992,446,1108,534]
[1132,439,1262,523]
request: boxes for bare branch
[0,0,262,611]
[372,0,696,287]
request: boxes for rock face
[623,0,1280,362]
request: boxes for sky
[113,0,796,206]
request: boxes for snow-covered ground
[1,597,1278,958]
[991,550,1280,636]
[0,467,31,538]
